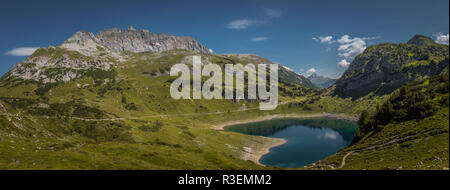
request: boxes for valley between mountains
[0,28,448,170]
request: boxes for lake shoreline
[255,137,287,166]
[213,112,358,166]
[213,112,358,130]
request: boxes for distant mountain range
[307,73,336,89]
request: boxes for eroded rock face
[334,35,449,99]
[95,27,210,53]
[60,31,107,57]
[7,47,113,83]
[61,27,210,55]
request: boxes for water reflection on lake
[225,118,358,168]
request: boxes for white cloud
[435,33,449,45]
[5,47,39,56]
[337,35,377,59]
[209,49,214,53]
[306,68,316,76]
[227,9,280,30]
[266,9,282,18]
[250,37,268,42]
[227,19,262,29]
[337,35,352,43]
[313,36,335,44]
[313,34,377,69]
[338,59,351,67]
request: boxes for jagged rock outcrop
[334,35,449,99]
[61,31,104,56]
[61,26,210,56]
[95,27,210,53]
[6,47,113,83]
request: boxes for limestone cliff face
[95,27,210,53]
[60,31,109,57]
[61,26,210,56]
[334,35,449,99]
[6,47,113,83]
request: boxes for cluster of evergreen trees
[355,71,449,142]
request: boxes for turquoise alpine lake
[225,118,358,168]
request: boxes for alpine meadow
[0,0,448,172]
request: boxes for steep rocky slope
[3,47,114,84]
[62,26,210,55]
[334,35,449,99]
[95,26,210,53]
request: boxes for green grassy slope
[0,49,322,169]
[0,45,447,170]
[334,38,449,99]
[307,73,449,170]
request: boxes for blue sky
[0,0,448,78]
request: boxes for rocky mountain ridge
[62,26,210,56]
[334,35,449,99]
[4,47,114,84]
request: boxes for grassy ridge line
[0,100,297,121]
[0,101,276,121]
[0,100,358,125]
